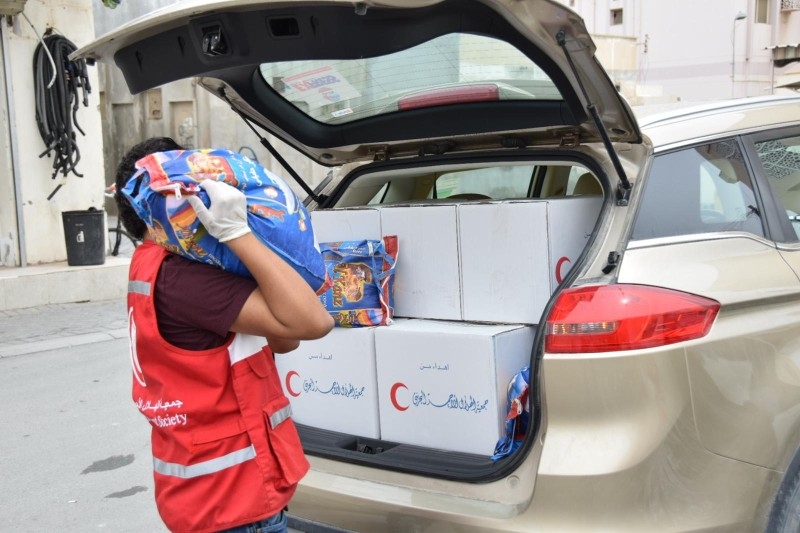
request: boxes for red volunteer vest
[127,242,309,533]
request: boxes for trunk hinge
[559,131,580,147]
[369,145,389,162]
[218,88,324,204]
[555,30,632,206]
[602,251,620,274]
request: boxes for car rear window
[259,33,561,125]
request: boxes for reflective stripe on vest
[153,445,256,479]
[128,280,151,296]
[269,404,292,429]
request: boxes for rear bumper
[286,348,777,532]
[287,514,357,533]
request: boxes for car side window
[433,165,535,199]
[367,183,390,204]
[632,139,764,240]
[753,135,800,240]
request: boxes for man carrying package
[115,137,334,533]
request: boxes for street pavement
[0,298,129,358]
[0,297,167,532]
[0,298,308,533]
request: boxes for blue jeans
[217,510,287,533]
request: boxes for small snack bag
[317,236,399,327]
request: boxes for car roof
[639,95,800,150]
[74,0,641,167]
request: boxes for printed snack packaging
[122,148,331,294]
[492,365,530,461]
[318,237,399,327]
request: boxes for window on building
[756,0,770,23]
[632,140,764,240]
[610,8,623,25]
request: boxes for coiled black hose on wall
[33,31,91,199]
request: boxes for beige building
[558,0,800,108]
[1,0,798,272]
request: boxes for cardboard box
[545,196,602,291]
[375,320,535,456]
[458,197,601,324]
[380,205,462,320]
[312,197,600,324]
[275,327,380,438]
[311,208,383,244]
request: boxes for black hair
[114,137,184,240]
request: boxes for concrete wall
[0,27,18,267]
[0,0,105,266]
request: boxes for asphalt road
[0,300,307,533]
[0,335,167,532]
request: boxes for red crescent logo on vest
[390,382,409,411]
[129,308,146,387]
[555,256,571,284]
[285,371,301,397]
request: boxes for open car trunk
[282,149,606,484]
[71,0,630,521]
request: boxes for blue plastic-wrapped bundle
[122,148,331,294]
[492,366,530,461]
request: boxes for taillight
[397,84,500,110]
[545,284,720,353]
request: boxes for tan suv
[77,1,800,531]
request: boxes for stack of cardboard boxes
[274,197,601,456]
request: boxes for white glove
[186,179,251,243]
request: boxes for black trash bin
[62,208,105,266]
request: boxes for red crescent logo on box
[390,382,409,411]
[555,256,571,284]
[285,370,301,397]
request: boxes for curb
[0,327,130,358]
[0,257,130,311]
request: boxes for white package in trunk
[458,197,601,324]
[380,205,462,320]
[375,319,535,455]
[275,327,381,438]
[311,207,383,244]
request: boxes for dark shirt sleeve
[155,253,258,351]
